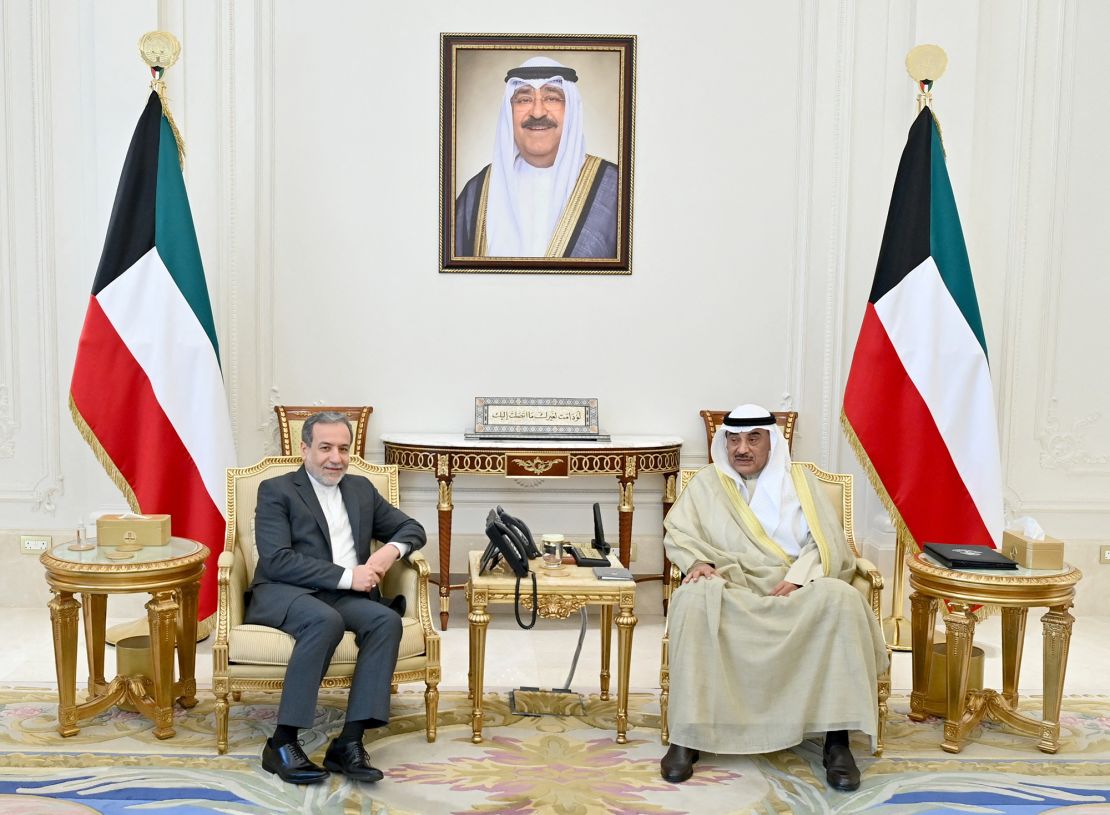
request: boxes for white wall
[2,0,1108,612]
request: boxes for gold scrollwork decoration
[512,457,559,475]
[436,454,450,477]
[519,594,587,619]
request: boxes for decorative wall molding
[817,0,856,467]
[254,0,276,437]
[219,0,240,440]
[0,0,64,510]
[0,5,19,462]
[1032,0,1083,462]
[783,1,818,423]
[1037,399,1110,473]
[0,385,13,458]
[996,0,1036,475]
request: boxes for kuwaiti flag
[70,90,235,619]
[842,105,1002,550]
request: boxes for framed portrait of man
[440,33,636,275]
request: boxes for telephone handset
[479,505,539,629]
[495,505,541,559]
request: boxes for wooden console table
[382,433,682,629]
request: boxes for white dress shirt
[306,471,409,590]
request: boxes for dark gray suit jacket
[246,466,426,627]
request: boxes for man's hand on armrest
[682,562,719,584]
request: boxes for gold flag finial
[138,30,181,71]
[137,31,185,168]
[905,44,947,113]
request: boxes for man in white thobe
[661,404,888,791]
[454,56,618,258]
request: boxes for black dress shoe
[324,738,385,783]
[660,743,700,783]
[261,738,329,785]
[822,742,861,791]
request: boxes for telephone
[480,505,540,629]
[479,506,540,577]
[565,502,612,567]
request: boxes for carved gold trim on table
[453,453,507,473]
[519,593,588,619]
[511,457,560,475]
[570,453,624,474]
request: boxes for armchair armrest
[381,550,428,620]
[852,557,884,619]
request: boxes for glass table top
[46,536,202,566]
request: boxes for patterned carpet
[0,686,1108,814]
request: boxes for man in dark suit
[246,411,426,784]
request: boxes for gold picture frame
[440,33,636,275]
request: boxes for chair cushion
[228,617,425,666]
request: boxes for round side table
[907,551,1082,753]
[40,536,209,739]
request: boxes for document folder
[923,542,1018,570]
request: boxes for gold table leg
[48,590,81,737]
[437,474,454,630]
[175,579,200,708]
[1001,606,1028,708]
[599,604,612,701]
[468,597,489,743]
[81,592,107,696]
[616,476,634,568]
[908,591,937,721]
[661,471,677,615]
[146,590,179,739]
[941,602,976,753]
[614,597,637,744]
[1039,604,1074,754]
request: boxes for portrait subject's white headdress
[485,56,586,257]
[710,404,809,556]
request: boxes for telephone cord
[560,607,590,690]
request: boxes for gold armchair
[275,405,373,457]
[212,455,440,753]
[659,462,890,755]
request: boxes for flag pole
[882,522,913,651]
[879,44,950,653]
[105,30,211,648]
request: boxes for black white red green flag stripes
[842,106,1002,550]
[70,91,235,619]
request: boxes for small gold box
[96,514,171,548]
[1001,530,1064,570]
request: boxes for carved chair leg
[215,690,230,755]
[659,636,670,745]
[425,680,440,743]
[876,665,891,757]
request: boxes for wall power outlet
[20,535,52,554]
[1100,544,1110,565]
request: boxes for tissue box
[96,514,171,548]
[1001,530,1063,570]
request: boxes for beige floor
[5,587,1110,696]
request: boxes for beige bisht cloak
[665,464,888,754]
